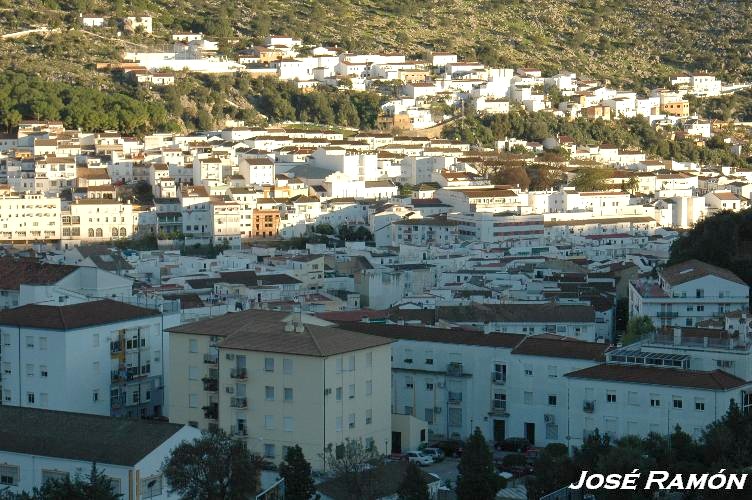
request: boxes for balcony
[230,397,248,409]
[448,392,463,405]
[230,368,248,379]
[202,377,218,392]
[204,353,219,364]
[489,401,508,416]
[583,400,595,413]
[447,362,464,377]
[492,373,506,385]
[202,403,218,420]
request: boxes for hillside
[2,0,751,85]
[1,0,751,136]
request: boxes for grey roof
[0,406,188,466]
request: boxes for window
[424,408,434,424]
[348,413,356,429]
[0,465,19,486]
[26,336,34,348]
[283,416,294,432]
[366,408,373,425]
[546,423,559,440]
[93,390,99,402]
[39,337,47,350]
[695,289,704,298]
[607,392,617,403]
[264,444,276,459]
[336,357,343,373]
[547,366,558,378]
[27,392,35,404]
[548,395,557,406]
[188,393,198,408]
[188,366,199,380]
[336,387,342,401]
[132,391,140,404]
[189,339,198,353]
[650,395,661,407]
[366,352,373,367]
[524,392,533,405]
[348,384,355,398]
[697,305,704,312]
[366,380,373,396]
[717,360,734,369]
[524,364,533,376]
[628,391,639,406]
[347,355,355,371]
[141,475,162,500]
[265,386,275,401]
[425,358,434,365]
[673,397,683,409]
[695,398,705,411]
[264,415,274,430]
[283,358,293,374]
[336,416,343,432]
[42,470,69,484]
[425,382,433,391]
[265,357,274,372]
[26,364,34,377]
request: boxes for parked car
[430,439,464,458]
[495,437,531,453]
[404,450,434,466]
[421,447,445,462]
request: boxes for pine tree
[456,428,501,500]
[279,445,315,500]
[397,462,430,500]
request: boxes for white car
[404,451,433,466]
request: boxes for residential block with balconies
[165,309,393,470]
[0,299,168,418]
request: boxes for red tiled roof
[0,257,78,291]
[565,364,747,390]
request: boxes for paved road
[424,457,459,487]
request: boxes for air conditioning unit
[544,414,555,424]
[225,387,234,394]
[225,353,235,360]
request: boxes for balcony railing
[583,400,595,413]
[230,368,248,379]
[230,397,248,409]
[492,373,506,385]
[656,311,679,318]
[204,353,219,364]
[490,401,508,415]
[202,377,218,392]
[202,403,218,420]
[231,425,248,436]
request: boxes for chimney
[673,327,682,345]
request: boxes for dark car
[495,437,531,453]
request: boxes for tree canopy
[456,427,503,500]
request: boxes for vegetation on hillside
[668,207,752,287]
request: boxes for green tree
[622,316,654,345]
[397,462,430,500]
[320,438,382,500]
[35,463,120,500]
[525,444,575,500]
[572,167,610,192]
[162,429,260,500]
[278,445,315,500]
[456,428,502,500]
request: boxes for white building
[629,260,749,328]
[0,299,173,418]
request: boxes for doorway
[493,419,506,442]
[524,422,536,445]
